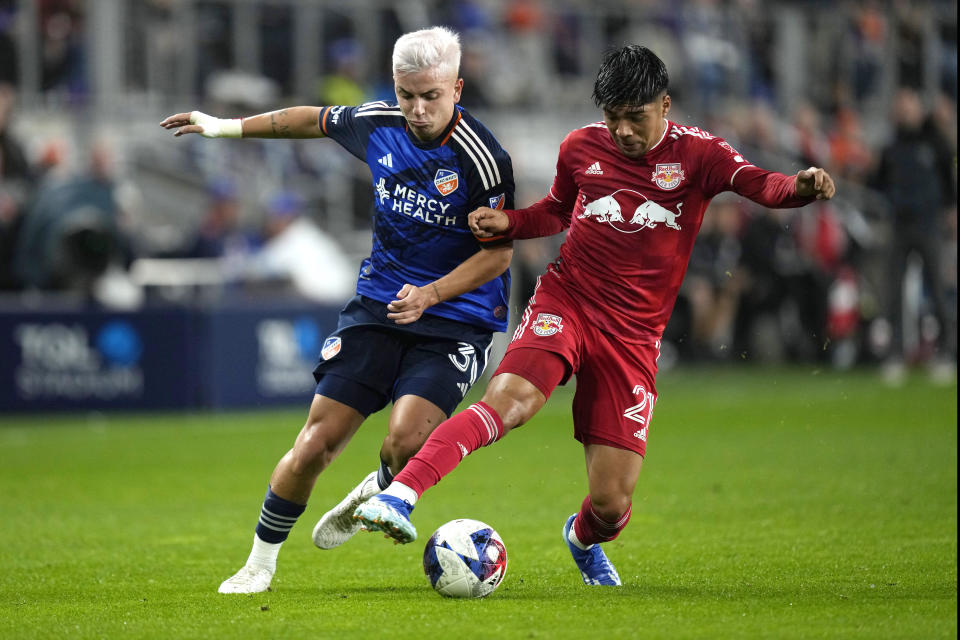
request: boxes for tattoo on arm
[270,110,292,138]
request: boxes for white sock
[567,522,594,551]
[246,534,282,571]
[381,481,418,506]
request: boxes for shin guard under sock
[393,401,504,496]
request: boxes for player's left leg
[312,394,446,549]
[564,444,643,586]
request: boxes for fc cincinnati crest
[532,313,563,336]
[321,337,341,360]
[652,163,685,190]
[434,169,459,196]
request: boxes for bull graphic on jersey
[631,201,682,230]
[579,190,683,232]
[578,195,624,222]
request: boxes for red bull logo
[652,163,685,190]
[532,313,563,336]
[434,169,459,196]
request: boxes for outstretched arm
[160,107,325,139]
[386,244,514,325]
[733,165,835,207]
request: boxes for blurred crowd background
[0,0,956,383]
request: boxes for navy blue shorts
[313,298,492,417]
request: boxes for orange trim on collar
[439,111,462,146]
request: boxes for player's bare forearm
[437,243,513,299]
[386,244,513,325]
[159,106,324,139]
[241,107,325,138]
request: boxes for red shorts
[493,270,659,456]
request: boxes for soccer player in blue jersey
[161,26,514,594]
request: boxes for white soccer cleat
[312,471,381,549]
[217,565,274,594]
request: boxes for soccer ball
[422,518,507,598]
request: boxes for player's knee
[379,430,428,470]
[482,377,544,431]
[290,421,342,477]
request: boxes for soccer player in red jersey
[355,45,835,585]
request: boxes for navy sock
[255,486,306,544]
[377,458,394,490]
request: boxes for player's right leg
[218,395,365,594]
[315,331,486,549]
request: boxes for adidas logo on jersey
[378,153,393,168]
[585,162,603,175]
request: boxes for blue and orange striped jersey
[319,102,514,333]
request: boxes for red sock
[573,495,632,546]
[393,401,504,497]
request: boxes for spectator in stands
[13,158,123,294]
[678,196,744,360]
[39,0,87,99]
[874,87,956,384]
[240,190,354,302]
[183,177,258,262]
[828,106,874,184]
[0,4,18,86]
[733,206,829,363]
[319,38,368,107]
[0,83,34,290]
[789,101,831,170]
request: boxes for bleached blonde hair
[392,26,461,79]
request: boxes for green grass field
[1,366,956,639]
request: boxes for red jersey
[504,119,814,342]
